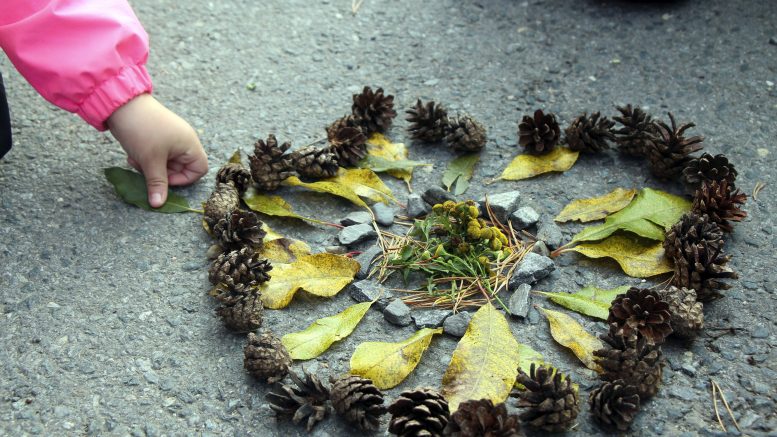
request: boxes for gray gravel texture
[1,0,776,435]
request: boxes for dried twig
[710,380,741,432]
[753,181,766,201]
[351,0,364,15]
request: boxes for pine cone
[682,153,738,192]
[244,331,292,383]
[330,375,387,431]
[646,113,704,179]
[216,290,264,332]
[249,135,295,191]
[445,114,487,153]
[595,329,663,400]
[327,114,361,142]
[663,213,724,265]
[588,380,640,431]
[612,104,656,157]
[290,146,339,179]
[208,247,272,292]
[328,126,368,167]
[445,399,522,437]
[212,209,266,250]
[670,240,737,303]
[388,387,450,437]
[657,287,704,338]
[692,179,747,233]
[266,370,331,432]
[216,162,252,194]
[406,99,449,142]
[608,288,672,345]
[351,86,397,135]
[204,182,240,227]
[511,364,579,432]
[564,112,615,153]
[518,109,560,155]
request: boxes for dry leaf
[285,168,396,209]
[441,303,521,411]
[282,302,372,360]
[555,188,637,223]
[537,285,630,320]
[243,190,327,225]
[514,342,546,390]
[538,306,604,373]
[349,328,442,389]
[499,147,579,181]
[260,253,359,309]
[259,238,312,264]
[365,133,418,188]
[569,234,673,278]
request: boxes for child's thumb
[141,158,169,208]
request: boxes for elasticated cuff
[77,63,153,131]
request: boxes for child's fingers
[138,156,170,208]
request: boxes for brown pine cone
[682,152,738,192]
[608,288,672,345]
[204,182,240,227]
[445,114,487,153]
[290,146,340,179]
[406,99,449,142]
[612,104,657,158]
[388,387,450,437]
[216,290,264,332]
[326,114,361,142]
[216,162,252,195]
[692,179,747,233]
[266,370,331,432]
[212,209,266,250]
[328,125,368,167]
[564,112,615,154]
[445,399,522,437]
[518,109,560,155]
[657,287,704,339]
[588,380,640,431]
[663,212,724,265]
[208,247,272,292]
[330,375,387,431]
[351,86,397,135]
[511,364,579,432]
[244,331,292,383]
[595,328,663,400]
[671,240,737,302]
[646,113,704,180]
[249,134,295,191]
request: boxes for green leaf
[359,156,429,173]
[442,153,480,196]
[228,150,242,164]
[537,285,630,320]
[570,188,691,244]
[243,190,329,225]
[281,302,372,360]
[104,167,197,213]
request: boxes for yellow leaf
[366,133,413,187]
[350,328,442,389]
[228,150,242,164]
[538,307,603,372]
[442,303,521,411]
[285,168,396,209]
[555,188,637,223]
[537,285,630,320]
[499,147,579,181]
[282,302,372,360]
[243,190,328,225]
[259,238,312,264]
[569,234,673,278]
[516,343,545,375]
[260,254,359,309]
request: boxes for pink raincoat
[0,0,153,130]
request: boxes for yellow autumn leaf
[499,147,579,181]
[282,302,372,360]
[569,234,673,278]
[350,328,442,389]
[260,253,359,309]
[285,168,396,209]
[442,303,521,411]
[516,343,545,375]
[537,285,630,320]
[366,133,413,187]
[259,238,312,264]
[243,190,329,225]
[538,307,603,373]
[555,188,637,223]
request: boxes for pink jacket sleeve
[0,0,153,130]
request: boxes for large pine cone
[249,135,295,191]
[646,113,704,179]
[670,240,737,302]
[612,104,656,158]
[518,109,560,155]
[204,182,240,227]
[290,146,339,180]
[266,370,331,432]
[208,247,272,292]
[445,399,522,437]
[588,380,640,431]
[328,125,368,167]
[326,114,361,142]
[564,112,615,154]
[692,179,747,233]
[608,288,672,345]
[216,290,264,332]
[330,375,387,431]
[663,212,724,265]
[406,99,449,142]
[212,209,266,250]
[682,152,737,192]
[351,86,397,135]
[244,331,292,383]
[388,387,450,437]
[445,114,487,153]
[216,162,252,194]
[595,328,663,400]
[657,287,704,338]
[511,364,579,432]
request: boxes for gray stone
[355,245,383,279]
[422,186,455,206]
[348,280,393,311]
[669,386,698,401]
[406,193,429,218]
[340,211,372,226]
[509,253,555,288]
[412,309,452,329]
[372,203,395,226]
[536,218,564,249]
[479,191,521,223]
[770,36,777,45]
[443,312,472,337]
[751,326,769,338]
[383,299,412,326]
[509,206,539,229]
[531,241,550,257]
[337,223,377,246]
[325,245,347,254]
[508,284,531,318]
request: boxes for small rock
[422,186,455,206]
[509,253,555,288]
[372,203,395,226]
[479,191,521,223]
[325,245,347,254]
[443,312,472,337]
[412,309,452,329]
[509,206,539,229]
[531,241,550,257]
[182,261,202,272]
[770,36,777,45]
[383,299,412,326]
[355,245,383,279]
[536,218,564,249]
[338,223,377,246]
[406,193,429,218]
[751,326,769,339]
[349,280,393,311]
[341,211,372,226]
[508,284,531,318]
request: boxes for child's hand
[107,94,208,208]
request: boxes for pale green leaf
[442,153,480,196]
[282,302,372,360]
[537,285,630,320]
